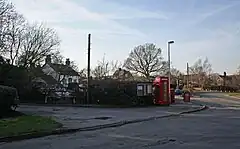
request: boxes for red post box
[170,88,175,103]
[153,76,170,106]
[183,91,191,102]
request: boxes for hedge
[0,85,19,112]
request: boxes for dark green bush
[0,64,30,101]
[0,85,19,112]
[20,88,46,103]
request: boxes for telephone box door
[160,78,169,105]
[153,76,169,105]
[162,81,168,103]
[153,86,160,104]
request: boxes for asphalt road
[193,92,240,108]
[0,92,239,149]
[195,91,238,100]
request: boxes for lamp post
[168,40,174,103]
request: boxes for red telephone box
[153,76,170,106]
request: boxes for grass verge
[227,93,240,98]
[0,115,62,137]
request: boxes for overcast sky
[11,0,240,74]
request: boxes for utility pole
[223,71,226,92]
[87,34,91,104]
[187,62,189,89]
[167,40,174,104]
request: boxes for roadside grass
[0,115,62,137]
[227,93,240,98]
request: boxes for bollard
[45,96,48,103]
[183,91,191,102]
[73,98,76,104]
[170,89,175,103]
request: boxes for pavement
[1,92,239,149]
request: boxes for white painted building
[42,55,80,87]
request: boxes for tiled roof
[32,67,60,86]
[49,63,79,76]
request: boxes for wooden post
[45,96,48,104]
[87,34,91,104]
[223,72,226,92]
[187,62,189,89]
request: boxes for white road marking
[164,112,179,114]
[183,114,214,117]
[208,107,240,110]
[107,134,157,142]
[183,113,240,119]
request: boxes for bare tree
[109,60,122,74]
[235,66,240,87]
[0,0,13,16]
[92,55,110,79]
[166,67,183,85]
[79,68,87,78]
[4,13,26,64]
[70,60,79,71]
[124,43,167,79]
[236,66,240,75]
[190,57,212,87]
[16,23,60,67]
[171,67,183,78]
[51,50,64,64]
[0,0,15,52]
[51,51,79,71]
[0,1,24,82]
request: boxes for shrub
[0,85,19,112]
[0,64,30,102]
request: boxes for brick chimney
[65,58,70,66]
[45,55,51,64]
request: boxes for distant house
[112,68,134,81]
[218,74,240,88]
[181,74,199,86]
[31,66,60,88]
[180,72,240,89]
[42,55,80,87]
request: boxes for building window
[62,78,66,84]
[68,78,72,83]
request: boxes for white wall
[59,75,80,87]
[42,64,80,87]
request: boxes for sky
[11,0,240,74]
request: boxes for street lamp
[168,40,174,104]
